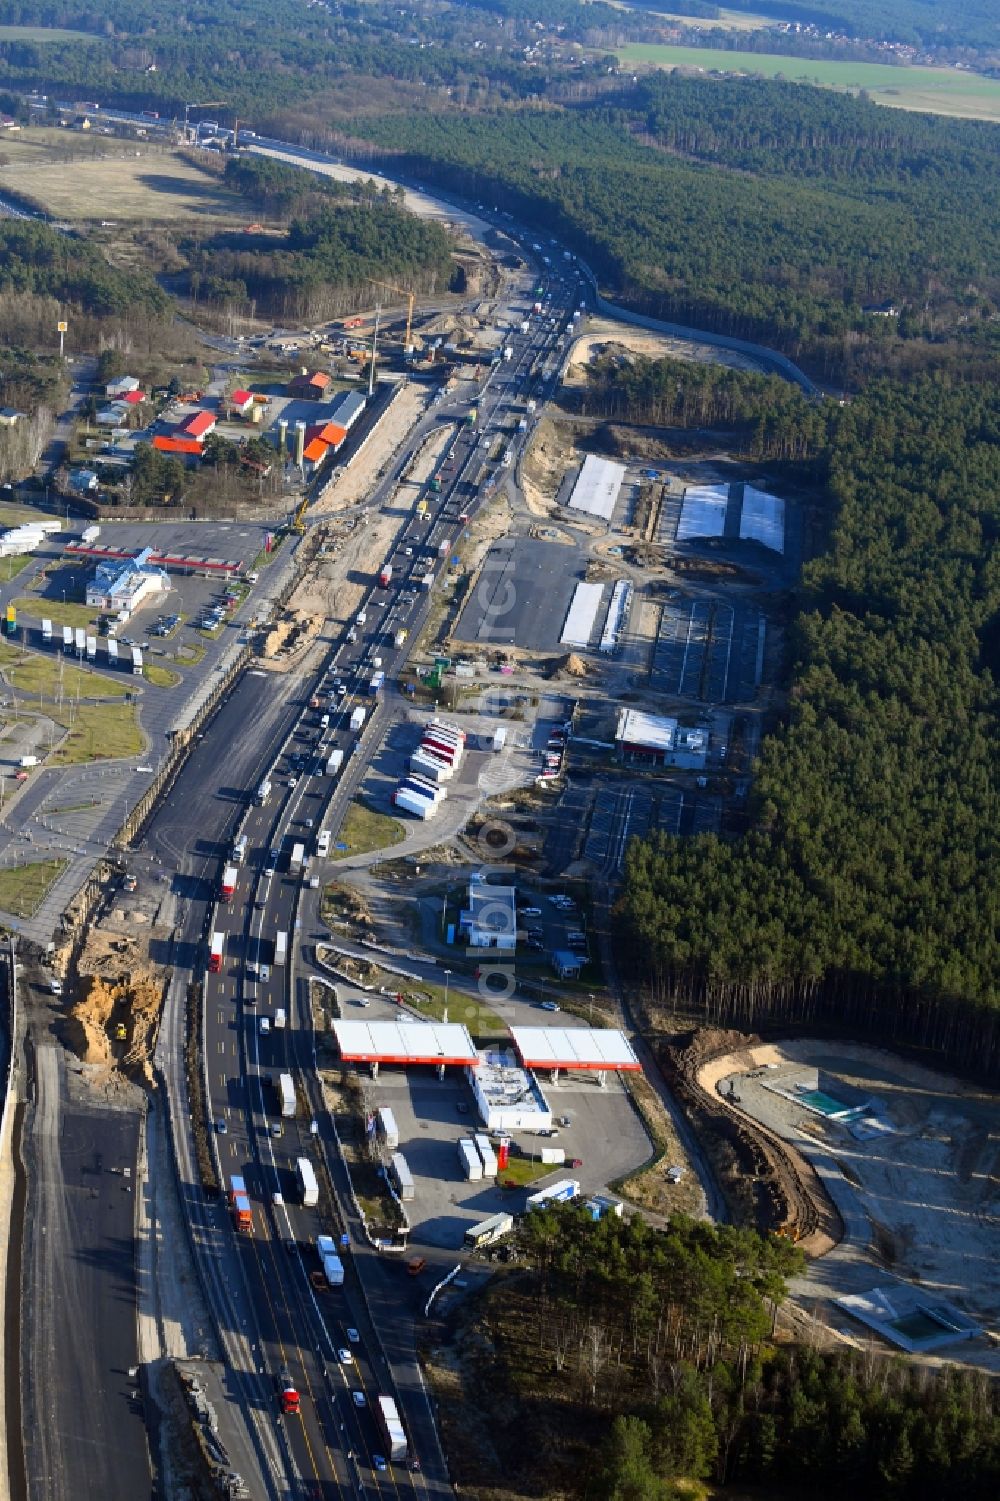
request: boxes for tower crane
[369,280,416,356]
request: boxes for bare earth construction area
[701,1038,1000,1369]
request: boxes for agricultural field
[0,134,249,222]
[617,43,1000,120]
[0,25,98,42]
[613,3,776,28]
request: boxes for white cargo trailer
[349,706,366,733]
[410,749,452,783]
[458,1138,482,1182]
[326,747,344,776]
[322,1252,345,1286]
[375,1396,407,1463]
[74,627,86,656]
[107,638,119,664]
[377,1106,399,1150]
[394,787,437,820]
[464,1212,514,1248]
[526,1178,580,1210]
[474,1134,497,1178]
[390,1152,414,1201]
[86,635,97,660]
[279,1073,296,1118]
[296,1156,319,1207]
[42,618,52,641]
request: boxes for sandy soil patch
[314,382,428,515]
[709,1038,1000,1331]
[563,321,763,384]
[63,926,167,1083]
[520,415,579,517]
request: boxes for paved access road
[192,268,579,1497]
[22,1043,151,1501]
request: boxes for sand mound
[553,652,589,678]
[65,971,164,1073]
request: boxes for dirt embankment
[662,1027,842,1256]
[64,928,166,1082]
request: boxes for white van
[274,1008,286,1030]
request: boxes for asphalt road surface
[131,249,578,1498]
[22,1043,151,1501]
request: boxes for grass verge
[0,640,128,699]
[0,859,68,918]
[175,639,206,666]
[143,662,181,687]
[14,596,97,629]
[497,1156,556,1188]
[0,556,34,583]
[609,1071,704,1218]
[48,703,143,765]
[401,980,508,1040]
[330,799,406,861]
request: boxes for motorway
[133,255,578,1500]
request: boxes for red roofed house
[121,389,146,406]
[228,389,255,418]
[152,435,204,457]
[182,409,217,439]
[287,370,333,400]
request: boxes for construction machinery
[182,100,227,141]
[370,279,416,355]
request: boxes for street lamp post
[443,968,452,1024]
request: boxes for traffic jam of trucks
[190,292,572,1476]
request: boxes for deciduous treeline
[487,1209,1000,1498]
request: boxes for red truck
[220,864,237,901]
[276,1367,300,1416]
[209,931,224,973]
[229,1175,252,1232]
[379,562,393,587]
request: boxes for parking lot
[583,784,721,873]
[455,534,584,652]
[370,1059,650,1251]
[650,594,764,704]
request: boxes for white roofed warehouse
[615,708,708,770]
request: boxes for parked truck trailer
[458,1138,482,1182]
[377,1106,399,1149]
